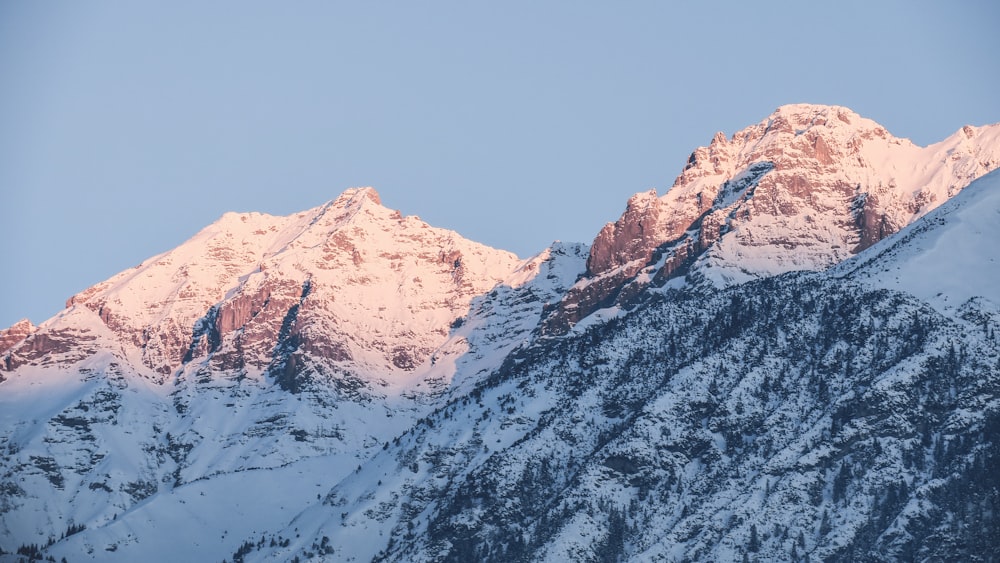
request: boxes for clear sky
[1,1,998,329]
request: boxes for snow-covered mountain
[542,104,1000,333]
[0,187,586,561]
[2,105,999,562]
[236,170,1000,563]
[8,186,526,383]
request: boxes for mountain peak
[0,318,34,355]
[7,185,524,383]
[770,102,856,118]
[333,186,382,207]
[767,103,865,126]
[737,104,895,151]
[544,104,1000,334]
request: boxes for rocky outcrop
[0,319,35,355]
[4,328,99,372]
[587,190,663,276]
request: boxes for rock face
[544,104,1000,333]
[0,319,34,355]
[587,189,663,275]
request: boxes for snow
[671,105,1000,287]
[46,455,350,562]
[3,107,1000,562]
[33,187,525,385]
[0,186,593,560]
[842,168,1000,311]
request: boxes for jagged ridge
[543,104,1000,333]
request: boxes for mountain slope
[6,187,522,385]
[240,169,1000,563]
[3,105,1000,562]
[0,189,591,559]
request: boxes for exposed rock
[4,328,98,371]
[587,190,663,276]
[0,318,35,355]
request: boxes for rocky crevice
[269,279,315,393]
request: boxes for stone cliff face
[543,104,1000,333]
[587,190,663,275]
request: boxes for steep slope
[544,104,1000,333]
[0,189,592,559]
[5,105,999,562]
[425,242,590,397]
[840,168,1000,312]
[242,168,1000,563]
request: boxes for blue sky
[1,1,998,329]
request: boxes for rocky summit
[2,105,999,563]
[543,104,1000,334]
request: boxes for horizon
[2,1,999,329]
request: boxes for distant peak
[770,103,856,119]
[765,104,864,130]
[6,318,34,332]
[0,318,35,354]
[335,187,382,207]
